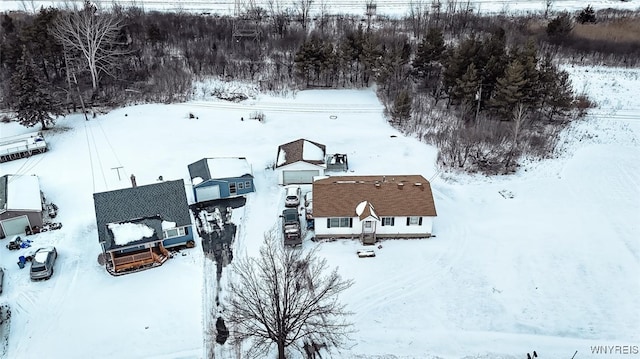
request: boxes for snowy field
[1,64,639,359]
[2,0,639,15]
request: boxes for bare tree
[294,0,314,31]
[544,0,555,19]
[50,3,125,92]
[225,233,354,359]
[505,102,528,172]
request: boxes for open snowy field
[1,64,639,359]
[2,0,639,15]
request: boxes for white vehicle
[284,185,301,207]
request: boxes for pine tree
[511,40,540,108]
[453,63,479,105]
[10,48,60,129]
[577,5,596,24]
[390,89,412,125]
[490,59,527,120]
[413,27,445,81]
[547,12,573,40]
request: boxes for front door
[363,220,376,234]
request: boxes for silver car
[30,246,57,281]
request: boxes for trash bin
[17,261,25,269]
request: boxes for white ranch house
[312,175,437,244]
[275,139,326,185]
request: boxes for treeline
[1,4,638,172]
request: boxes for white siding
[315,216,434,238]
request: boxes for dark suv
[30,246,58,281]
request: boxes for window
[163,226,188,239]
[327,217,353,228]
[406,216,422,226]
[229,182,237,195]
[382,217,395,226]
[238,182,244,190]
[245,181,252,189]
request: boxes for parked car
[0,268,4,294]
[30,246,57,281]
[281,208,302,246]
[284,185,302,207]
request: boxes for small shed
[0,174,44,238]
[275,139,326,185]
[188,157,255,203]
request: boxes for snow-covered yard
[0,65,639,359]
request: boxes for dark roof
[188,159,211,181]
[93,179,191,250]
[188,157,253,183]
[276,139,326,168]
[0,175,6,210]
[313,175,437,218]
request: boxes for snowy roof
[275,139,326,168]
[93,179,191,250]
[313,175,437,218]
[108,222,155,246]
[0,174,42,212]
[188,157,253,184]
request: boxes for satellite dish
[355,201,367,216]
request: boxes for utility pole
[111,166,124,181]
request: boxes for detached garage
[188,157,255,204]
[276,139,326,185]
[0,174,45,238]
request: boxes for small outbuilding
[312,175,437,244]
[188,157,255,203]
[275,139,326,185]
[93,178,195,274]
[0,174,44,238]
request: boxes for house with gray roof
[93,178,194,274]
[188,157,255,203]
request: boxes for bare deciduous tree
[225,233,353,359]
[50,3,125,92]
[295,0,314,31]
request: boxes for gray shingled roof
[93,179,191,251]
[188,159,211,181]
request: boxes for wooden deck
[109,246,169,274]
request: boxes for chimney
[382,175,386,182]
[130,174,137,188]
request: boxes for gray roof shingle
[93,179,191,250]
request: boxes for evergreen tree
[442,36,480,100]
[413,27,445,82]
[477,29,508,105]
[511,40,540,108]
[390,89,412,125]
[539,55,574,121]
[547,12,573,40]
[10,48,60,129]
[453,63,479,105]
[577,5,596,24]
[490,59,527,120]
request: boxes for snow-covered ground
[2,0,639,15]
[1,64,639,359]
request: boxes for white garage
[195,185,221,202]
[0,215,30,236]
[276,139,327,185]
[282,170,321,185]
